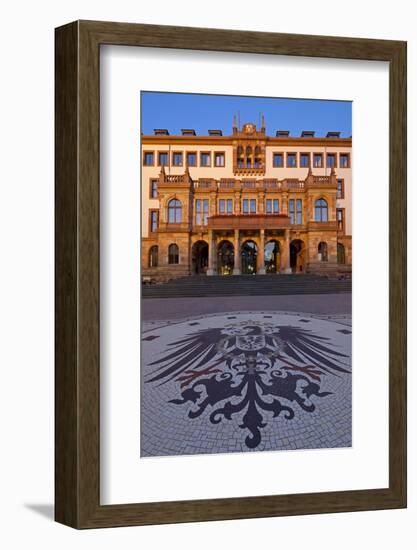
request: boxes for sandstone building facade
[141,117,352,281]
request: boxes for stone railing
[219,179,235,188]
[263,179,280,189]
[196,179,216,189]
[306,175,336,187]
[286,179,304,189]
[208,213,290,230]
[165,174,188,184]
[161,172,335,192]
[241,179,257,188]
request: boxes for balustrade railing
[165,174,187,183]
[161,174,334,191]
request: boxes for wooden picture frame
[55,20,407,529]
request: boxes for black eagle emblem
[144,320,350,449]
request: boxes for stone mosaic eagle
[144,320,350,449]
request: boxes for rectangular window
[195,199,209,225]
[158,152,169,166]
[337,179,344,199]
[214,152,225,167]
[242,199,257,214]
[187,152,197,166]
[289,199,295,224]
[337,208,345,231]
[150,210,158,232]
[265,199,279,213]
[266,199,271,213]
[313,153,323,168]
[287,153,297,167]
[296,199,302,224]
[143,151,154,166]
[200,152,211,167]
[273,153,283,167]
[219,198,233,214]
[327,153,336,168]
[150,179,158,199]
[300,153,310,167]
[289,199,302,224]
[340,153,350,168]
[172,152,183,166]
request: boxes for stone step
[142,274,351,298]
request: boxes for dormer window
[181,129,196,136]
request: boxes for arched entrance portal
[241,240,257,274]
[192,240,208,274]
[264,240,280,274]
[290,239,305,273]
[217,240,234,275]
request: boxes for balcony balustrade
[207,213,290,230]
[158,171,336,192]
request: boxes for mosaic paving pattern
[141,311,352,457]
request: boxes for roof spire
[233,113,238,135]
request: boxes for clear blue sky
[141,91,352,137]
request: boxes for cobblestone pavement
[141,309,352,457]
[142,293,351,321]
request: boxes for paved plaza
[141,295,352,458]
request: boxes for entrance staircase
[142,274,351,299]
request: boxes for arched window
[168,199,182,223]
[237,146,244,168]
[337,243,346,264]
[168,243,179,265]
[149,245,158,267]
[254,145,261,168]
[318,242,328,262]
[315,198,328,222]
[245,146,252,168]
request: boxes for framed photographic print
[55,20,406,528]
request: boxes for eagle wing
[145,327,225,385]
[276,325,350,375]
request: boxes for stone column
[282,191,288,215]
[282,229,292,274]
[207,229,216,276]
[258,229,266,274]
[258,191,265,214]
[233,229,241,275]
[234,190,241,214]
